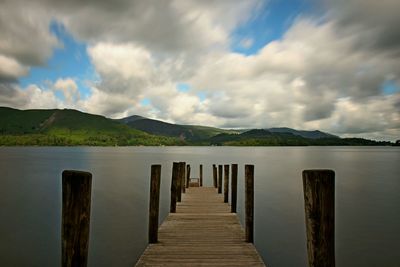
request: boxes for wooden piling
[170,162,178,213]
[302,169,335,267]
[182,164,187,193]
[231,164,238,213]
[177,162,183,202]
[149,165,161,243]
[245,165,254,243]
[224,165,229,203]
[218,165,223,194]
[62,170,92,267]
[213,164,217,188]
[186,164,191,188]
[200,164,203,187]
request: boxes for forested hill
[0,107,393,146]
[0,107,180,146]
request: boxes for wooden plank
[135,187,266,267]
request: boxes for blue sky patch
[19,21,94,99]
[382,80,399,95]
[140,98,151,106]
[231,0,315,55]
[176,83,191,92]
[197,92,206,102]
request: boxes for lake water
[0,146,399,267]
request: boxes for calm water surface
[0,146,399,267]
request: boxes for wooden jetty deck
[135,187,266,266]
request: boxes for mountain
[0,107,393,146]
[0,107,178,146]
[208,129,391,146]
[119,115,238,141]
[267,127,338,139]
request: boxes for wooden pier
[61,165,335,267]
[135,186,265,266]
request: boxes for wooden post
[218,165,222,194]
[302,170,335,267]
[245,165,254,243]
[170,162,178,213]
[200,164,203,187]
[213,164,217,188]
[224,165,229,203]
[231,164,238,213]
[182,163,186,193]
[149,165,161,243]
[62,170,92,267]
[186,165,191,188]
[177,162,183,202]
[180,162,186,194]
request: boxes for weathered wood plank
[135,186,265,266]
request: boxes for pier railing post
[218,165,223,194]
[170,162,178,213]
[245,165,254,243]
[200,164,203,187]
[186,164,191,188]
[149,165,161,243]
[224,165,229,203]
[231,164,238,213]
[213,164,217,188]
[62,170,92,267]
[303,170,335,267]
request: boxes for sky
[0,0,399,141]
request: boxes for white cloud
[239,38,254,49]
[0,55,29,81]
[0,83,60,110]
[53,78,80,105]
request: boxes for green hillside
[209,129,391,146]
[0,107,179,146]
[120,116,237,141]
[0,107,393,146]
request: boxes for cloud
[53,78,80,105]
[0,55,29,82]
[0,82,60,109]
[325,0,400,56]
[239,38,254,49]
[0,1,59,70]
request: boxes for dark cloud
[0,83,28,107]
[0,3,58,66]
[326,0,400,55]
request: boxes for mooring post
[182,163,187,193]
[181,162,189,193]
[231,164,238,213]
[177,162,183,202]
[245,165,254,243]
[224,165,229,203]
[303,169,335,267]
[170,162,178,213]
[186,164,191,188]
[218,165,223,194]
[149,165,161,243]
[180,162,186,194]
[62,170,92,267]
[213,164,217,188]
[200,164,203,187]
